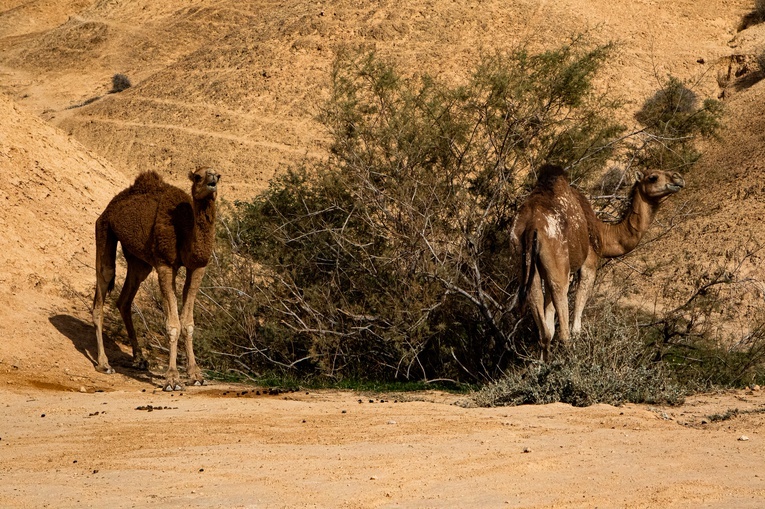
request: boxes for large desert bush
[203,38,624,382]
[200,42,722,383]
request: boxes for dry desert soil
[1,0,765,507]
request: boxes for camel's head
[634,170,685,202]
[189,167,221,201]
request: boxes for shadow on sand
[48,314,155,385]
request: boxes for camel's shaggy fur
[92,167,220,390]
[511,164,685,361]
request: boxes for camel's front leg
[180,266,206,385]
[157,265,183,391]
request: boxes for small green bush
[472,304,686,407]
[632,76,722,172]
[757,0,765,18]
[111,73,132,93]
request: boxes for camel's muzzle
[667,174,685,192]
[206,174,220,191]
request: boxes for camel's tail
[517,229,538,311]
[93,217,117,307]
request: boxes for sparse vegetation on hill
[632,76,723,174]
[756,0,765,19]
[110,73,132,93]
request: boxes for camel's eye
[647,175,659,183]
[194,174,203,183]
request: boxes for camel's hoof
[96,365,115,375]
[163,383,184,392]
[132,359,149,370]
[192,380,207,387]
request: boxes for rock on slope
[0,93,127,389]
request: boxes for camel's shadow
[49,314,155,385]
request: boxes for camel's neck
[597,188,660,258]
[188,199,217,266]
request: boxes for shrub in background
[111,73,132,93]
[631,76,722,174]
[195,42,724,386]
[757,0,765,19]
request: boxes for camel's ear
[634,170,644,183]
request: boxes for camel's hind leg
[116,254,153,370]
[93,219,117,374]
[528,269,555,362]
[180,267,206,385]
[537,241,571,360]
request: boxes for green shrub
[205,39,625,382]
[110,73,132,93]
[632,76,722,172]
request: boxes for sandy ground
[1,377,765,508]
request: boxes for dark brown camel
[511,164,685,361]
[92,167,220,391]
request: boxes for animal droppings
[135,405,178,411]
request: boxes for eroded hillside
[1,0,756,198]
[0,93,126,388]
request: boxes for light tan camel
[92,167,220,391]
[511,164,685,361]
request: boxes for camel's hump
[129,171,167,194]
[536,164,567,186]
